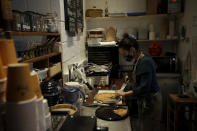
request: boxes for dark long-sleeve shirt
[124,55,160,98]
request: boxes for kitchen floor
[130,117,166,131]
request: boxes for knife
[120,83,127,91]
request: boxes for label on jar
[23,25,27,29]
[33,26,36,31]
[1,0,13,20]
[17,24,21,28]
[27,26,31,30]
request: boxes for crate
[147,0,158,14]
[167,94,197,131]
[49,62,62,77]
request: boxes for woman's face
[119,48,129,57]
[119,47,136,61]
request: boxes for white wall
[85,0,176,66]
[177,0,197,96]
[12,0,86,82]
[58,0,86,77]
[86,0,146,14]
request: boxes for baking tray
[95,106,128,121]
[94,90,122,104]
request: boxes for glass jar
[45,12,58,33]
[12,10,22,31]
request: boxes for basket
[86,8,103,17]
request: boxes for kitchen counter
[80,106,132,131]
[55,79,131,131]
[85,79,126,105]
[81,79,131,131]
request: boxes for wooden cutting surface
[85,79,126,105]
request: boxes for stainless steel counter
[80,106,132,131]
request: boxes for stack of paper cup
[0,56,6,131]
[0,57,6,104]
[0,39,17,66]
[0,39,18,104]
[43,99,52,130]
[6,63,38,131]
[31,72,46,131]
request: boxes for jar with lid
[25,11,37,32]
[38,14,45,32]
[12,10,22,31]
[21,12,31,32]
[45,12,58,33]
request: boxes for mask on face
[125,54,133,62]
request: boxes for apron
[125,52,144,91]
[127,52,162,121]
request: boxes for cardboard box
[147,0,158,14]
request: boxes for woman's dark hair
[118,33,139,51]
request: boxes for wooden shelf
[21,53,61,63]
[86,13,183,20]
[137,39,179,43]
[86,14,168,20]
[8,31,60,36]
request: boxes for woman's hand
[116,90,126,96]
[125,75,129,83]
[116,90,134,96]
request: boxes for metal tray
[95,106,128,121]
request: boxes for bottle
[105,1,109,17]
[0,0,13,32]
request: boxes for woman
[117,34,162,131]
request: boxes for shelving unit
[21,52,63,83]
[167,94,197,131]
[12,31,63,83]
